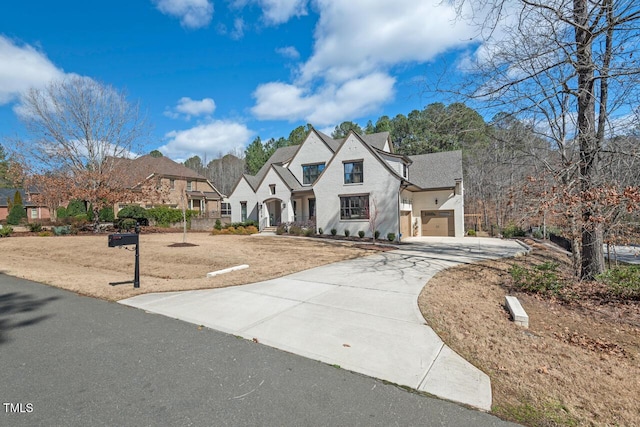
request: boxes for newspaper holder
[107,224,140,288]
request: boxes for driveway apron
[120,237,526,411]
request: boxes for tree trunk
[574,0,604,279]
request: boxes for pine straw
[419,242,640,426]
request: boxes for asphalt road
[0,274,518,426]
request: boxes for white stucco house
[227,128,464,240]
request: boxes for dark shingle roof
[361,132,390,150]
[273,165,302,191]
[408,150,463,189]
[316,130,341,152]
[0,188,38,207]
[112,155,208,188]
[248,145,300,190]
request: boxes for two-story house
[228,128,464,240]
[114,155,225,217]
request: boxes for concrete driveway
[120,237,526,411]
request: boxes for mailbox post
[107,224,141,288]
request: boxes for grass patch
[509,261,563,295]
[494,400,578,427]
[597,265,640,299]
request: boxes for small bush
[374,230,380,240]
[502,223,526,238]
[214,219,222,230]
[99,207,115,222]
[118,205,148,221]
[509,262,563,295]
[330,228,337,236]
[28,222,43,232]
[38,230,53,237]
[119,218,137,231]
[318,227,323,235]
[275,224,286,235]
[289,225,303,235]
[467,229,476,236]
[344,229,350,237]
[7,205,26,225]
[597,265,640,300]
[56,206,68,219]
[304,228,314,237]
[387,232,396,242]
[358,230,365,238]
[245,226,258,234]
[52,225,71,236]
[66,199,87,217]
[0,226,14,237]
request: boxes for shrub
[245,226,258,234]
[467,229,476,236]
[118,205,148,221]
[7,204,26,225]
[66,199,87,217]
[318,227,323,234]
[331,228,337,236]
[146,206,194,227]
[509,262,563,295]
[502,223,526,238]
[119,218,137,231]
[28,222,43,232]
[99,207,115,222]
[344,229,350,237]
[289,225,303,235]
[56,206,68,219]
[0,226,14,237]
[374,230,380,240]
[358,230,365,238]
[304,228,314,237]
[235,226,246,234]
[52,225,71,236]
[214,219,222,230]
[597,265,640,300]
[387,232,396,242]
[38,230,52,237]
[275,224,286,235]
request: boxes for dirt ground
[420,241,640,426]
[0,232,377,301]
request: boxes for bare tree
[14,76,148,230]
[448,0,640,279]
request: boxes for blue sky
[0,0,480,162]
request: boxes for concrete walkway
[120,237,526,411]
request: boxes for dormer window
[269,184,276,195]
[302,163,326,185]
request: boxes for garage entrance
[421,210,455,237]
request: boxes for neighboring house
[113,155,226,218]
[0,188,51,223]
[227,128,464,239]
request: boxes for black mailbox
[108,233,139,247]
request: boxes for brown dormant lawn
[0,232,377,301]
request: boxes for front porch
[258,190,317,231]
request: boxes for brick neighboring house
[114,155,226,218]
[0,188,51,223]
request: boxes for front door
[309,199,316,219]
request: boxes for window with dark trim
[240,202,247,222]
[186,181,192,191]
[344,161,363,184]
[269,184,276,195]
[340,195,369,220]
[403,164,408,178]
[221,203,231,216]
[302,163,326,185]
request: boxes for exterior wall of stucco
[254,168,293,226]
[228,177,259,223]
[287,132,334,186]
[314,134,401,238]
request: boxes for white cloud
[164,97,216,120]
[0,36,65,105]
[258,0,308,25]
[275,46,300,60]
[299,0,476,83]
[231,18,245,39]
[152,0,213,29]
[250,0,476,126]
[252,72,395,126]
[159,120,253,160]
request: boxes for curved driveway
[120,237,526,411]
